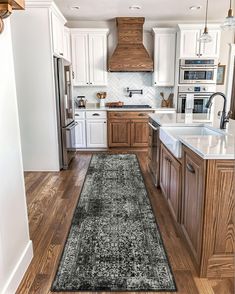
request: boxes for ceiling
[54,0,229,22]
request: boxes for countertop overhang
[149,113,235,160]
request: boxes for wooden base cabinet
[160,144,181,222]
[181,147,206,268]
[108,120,131,147]
[131,120,149,147]
[181,146,235,278]
[108,111,152,148]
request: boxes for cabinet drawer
[86,111,107,119]
[108,111,152,119]
[75,111,85,119]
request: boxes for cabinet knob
[86,82,89,84]
[90,82,93,85]
[60,53,64,56]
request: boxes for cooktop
[109,105,152,109]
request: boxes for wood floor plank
[16,152,234,294]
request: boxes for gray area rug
[52,154,177,291]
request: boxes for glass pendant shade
[221,7,235,30]
[199,29,212,43]
[199,0,212,43]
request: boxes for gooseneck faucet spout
[205,92,231,129]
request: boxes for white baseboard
[2,241,33,294]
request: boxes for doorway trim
[226,43,235,111]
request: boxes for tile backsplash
[73,72,173,107]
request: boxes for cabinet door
[160,144,170,199]
[181,147,205,266]
[168,154,181,222]
[153,31,176,86]
[71,33,89,86]
[51,13,64,57]
[180,29,200,58]
[64,27,71,62]
[108,120,131,147]
[88,33,107,86]
[74,119,86,148]
[86,120,107,148]
[200,29,221,58]
[130,120,149,147]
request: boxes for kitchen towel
[186,93,194,109]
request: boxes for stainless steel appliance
[148,118,161,187]
[179,59,217,84]
[177,85,216,114]
[54,57,77,169]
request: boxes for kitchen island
[148,113,235,278]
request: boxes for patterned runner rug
[52,154,177,291]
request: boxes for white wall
[11,8,60,172]
[0,19,33,294]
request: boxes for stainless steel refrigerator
[54,57,77,169]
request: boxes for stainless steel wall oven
[179,59,217,84]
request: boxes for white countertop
[150,113,235,160]
[179,135,235,160]
[75,104,176,112]
[149,113,212,126]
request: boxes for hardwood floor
[16,152,234,294]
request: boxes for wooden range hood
[108,17,153,72]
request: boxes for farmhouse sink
[160,126,224,158]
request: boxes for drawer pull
[138,113,146,117]
[92,113,100,116]
[75,114,80,116]
[186,163,195,174]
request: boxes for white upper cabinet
[51,11,66,58]
[88,33,108,86]
[71,29,109,86]
[200,29,221,57]
[152,28,176,87]
[179,28,200,58]
[71,33,89,86]
[64,27,71,62]
[178,24,221,58]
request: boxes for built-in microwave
[179,59,217,84]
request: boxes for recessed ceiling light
[189,5,202,10]
[129,5,142,10]
[71,6,80,10]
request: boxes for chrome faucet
[205,92,231,129]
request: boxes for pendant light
[221,0,235,30]
[199,0,212,43]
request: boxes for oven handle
[179,95,211,99]
[148,122,159,131]
[180,66,217,70]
